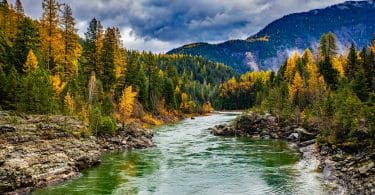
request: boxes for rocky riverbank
[0,111,153,194]
[209,112,375,194]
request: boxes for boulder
[0,125,16,133]
[358,161,375,174]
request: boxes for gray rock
[288,133,299,140]
[358,161,374,174]
[0,125,16,133]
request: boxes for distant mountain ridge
[168,1,375,73]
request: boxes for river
[34,112,326,195]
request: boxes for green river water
[34,112,326,195]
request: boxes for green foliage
[18,68,56,114]
[99,116,116,135]
[345,43,358,80]
[89,105,101,135]
[248,32,374,147]
[319,57,339,90]
[11,17,40,72]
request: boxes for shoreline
[209,112,374,194]
[0,112,154,195]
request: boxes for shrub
[99,116,116,135]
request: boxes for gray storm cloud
[16,0,357,52]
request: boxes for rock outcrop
[209,111,375,194]
[0,111,153,194]
[210,112,317,142]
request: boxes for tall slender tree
[61,4,80,78]
[82,18,103,75]
[319,32,337,60]
[345,43,358,80]
[15,0,24,15]
[40,0,61,70]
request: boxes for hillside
[168,1,375,72]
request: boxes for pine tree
[319,57,339,90]
[345,43,358,80]
[15,0,23,15]
[40,0,63,70]
[83,18,103,75]
[23,49,38,72]
[353,67,369,102]
[163,77,175,109]
[61,4,81,78]
[18,69,56,114]
[0,0,8,8]
[100,27,117,91]
[319,32,337,60]
[11,17,39,72]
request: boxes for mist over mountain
[168,1,375,72]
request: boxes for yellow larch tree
[23,49,38,72]
[180,92,190,112]
[332,55,345,77]
[40,0,64,71]
[288,71,304,101]
[119,86,137,125]
[202,101,213,113]
[50,74,66,96]
[64,92,75,116]
[306,60,326,102]
[284,51,299,82]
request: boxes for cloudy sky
[13,0,357,53]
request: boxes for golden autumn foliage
[332,56,345,77]
[23,49,38,72]
[119,86,137,123]
[202,102,213,113]
[219,77,237,96]
[220,72,271,97]
[142,114,163,126]
[288,71,304,101]
[50,74,66,95]
[64,92,75,115]
[180,92,190,111]
[302,48,314,63]
[284,51,300,82]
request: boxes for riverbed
[34,112,326,195]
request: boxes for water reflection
[34,113,325,195]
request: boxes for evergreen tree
[82,18,103,75]
[0,0,8,8]
[0,66,19,109]
[18,68,56,114]
[353,67,369,102]
[319,56,339,90]
[163,77,176,109]
[345,43,358,80]
[11,17,39,72]
[40,0,62,70]
[61,4,80,78]
[15,0,24,15]
[100,27,117,91]
[319,32,337,60]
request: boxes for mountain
[168,1,375,73]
